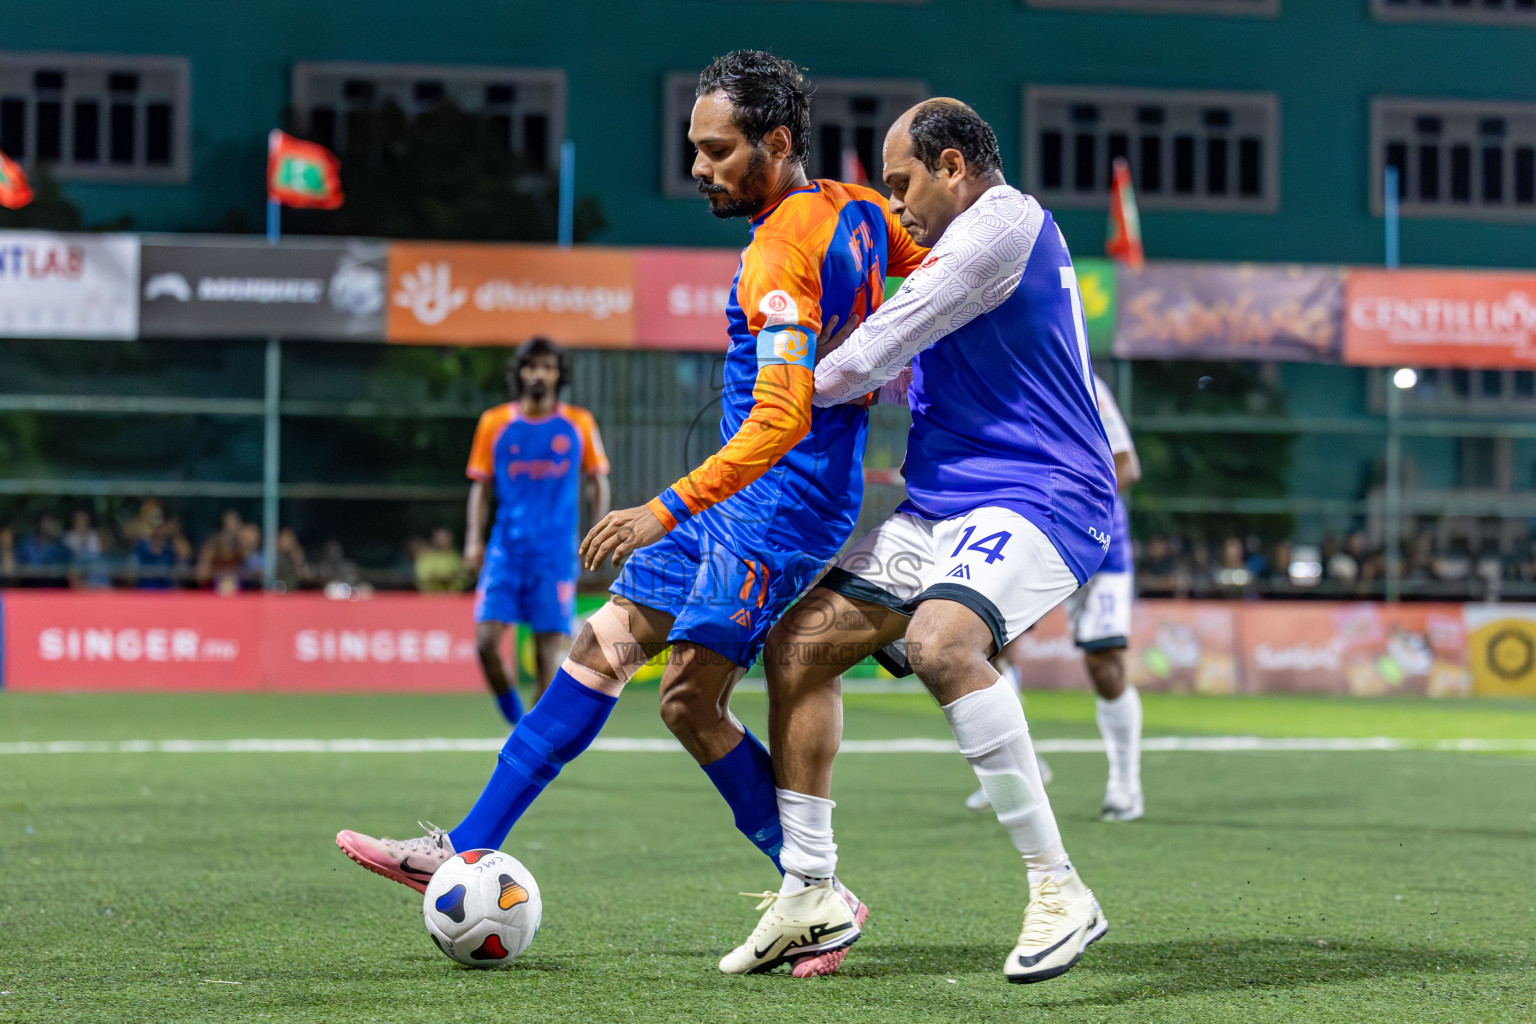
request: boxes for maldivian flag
[0,149,33,210]
[1105,157,1144,270]
[841,147,869,187]
[267,129,343,209]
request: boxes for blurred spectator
[63,509,112,589]
[131,508,188,589]
[197,508,247,594]
[274,527,311,591]
[1216,535,1251,588]
[415,527,466,593]
[1325,533,1358,584]
[0,525,14,581]
[120,499,167,547]
[314,539,362,587]
[15,513,70,585]
[239,523,263,585]
[1433,537,1472,582]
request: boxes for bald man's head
[898,99,1002,178]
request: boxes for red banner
[1344,269,1536,369]
[2,592,484,692]
[634,248,741,350]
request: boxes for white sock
[999,661,1021,692]
[1096,685,1142,791]
[777,789,836,894]
[942,676,1068,874]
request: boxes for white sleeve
[1094,374,1133,455]
[812,189,1045,408]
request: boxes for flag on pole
[841,147,869,187]
[1105,157,1144,270]
[0,149,33,210]
[267,130,343,210]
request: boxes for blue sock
[495,688,524,725]
[450,669,617,852]
[701,730,784,873]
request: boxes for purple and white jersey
[813,185,1116,583]
[1093,373,1134,576]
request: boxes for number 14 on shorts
[950,525,1012,564]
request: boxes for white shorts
[1064,570,1133,650]
[822,507,1080,656]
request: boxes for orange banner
[387,243,637,346]
[1344,269,1536,368]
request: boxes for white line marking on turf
[0,736,1534,755]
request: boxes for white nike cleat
[788,878,870,978]
[335,822,456,893]
[1003,870,1108,984]
[967,756,1051,812]
[719,879,861,975]
[1101,783,1144,822]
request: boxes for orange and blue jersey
[467,402,607,629]
[617,180,926,665]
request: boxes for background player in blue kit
[463,338,610,724]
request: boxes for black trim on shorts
[871,640,914,678]
[1078,635,1128,653]
[819,567,909,614]
[915,583,1008,658]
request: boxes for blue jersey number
[950,526,1012,564]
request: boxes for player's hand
[580,505,666,571]
[814,312,862,364]
[463,542,484,576]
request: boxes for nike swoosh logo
[753,938,783,960]
[398,856,433,881]
[1015,930,1078,969]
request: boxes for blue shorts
[474,558,576,635]
[610,516,831,667]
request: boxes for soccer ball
[422,849,542,968]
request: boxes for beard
[698,147,770,219]
[526,379,551,402]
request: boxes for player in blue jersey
[337,52,925,978]
[731,99,1117,984]
[463,338,611,725]
[968,372,1145,821]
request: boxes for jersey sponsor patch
[758,289,800,327]
[756,324,815,369]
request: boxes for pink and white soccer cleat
[790,878,870,978]
[335,822,456,893]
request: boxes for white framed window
[1371,98,1536,222]
[1373,0,1536,25]
[292,62,565,172]
[0,52,189,183]
[1025,0,1278,15]
[1024,85,1279,212]
[661,72,927,198]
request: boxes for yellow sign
[1467,616,1536,697]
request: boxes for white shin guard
[776,789,837,892]
[1096,684,1143,790]
[943,676,1068,873]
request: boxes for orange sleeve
[466,406,508,481]
[646,224,826,531]
[568,406,610,477]
[884,203,929,277]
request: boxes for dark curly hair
[909,100,1002,178]
[506,336,568,397]
[696,50,811,167]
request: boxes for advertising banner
[1343,269,1536,369]
[139,236,387,340]
[0,231,139,339]
[0,592,485,692]
[1464,604,1536,698]
[386,243,637,346]
[1234,602,1468,697]
[633,248,741,350]
[1074,257,1117,357]
[1114,261,1344,362]
[1,591,263,691]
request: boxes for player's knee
[474,624,503,660]
[1085,648,1127,700]
[658,683,717,740]
[907,622,988,693]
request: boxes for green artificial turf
[2,691,1534,1023]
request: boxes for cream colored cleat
[719,879,861,975]
[1003,870,1107,984]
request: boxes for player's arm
[812,196,1043,407]
[578,413,613,538]
[582,242,822,570]
[463,409,499,575]
[1095,376,1141,494]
